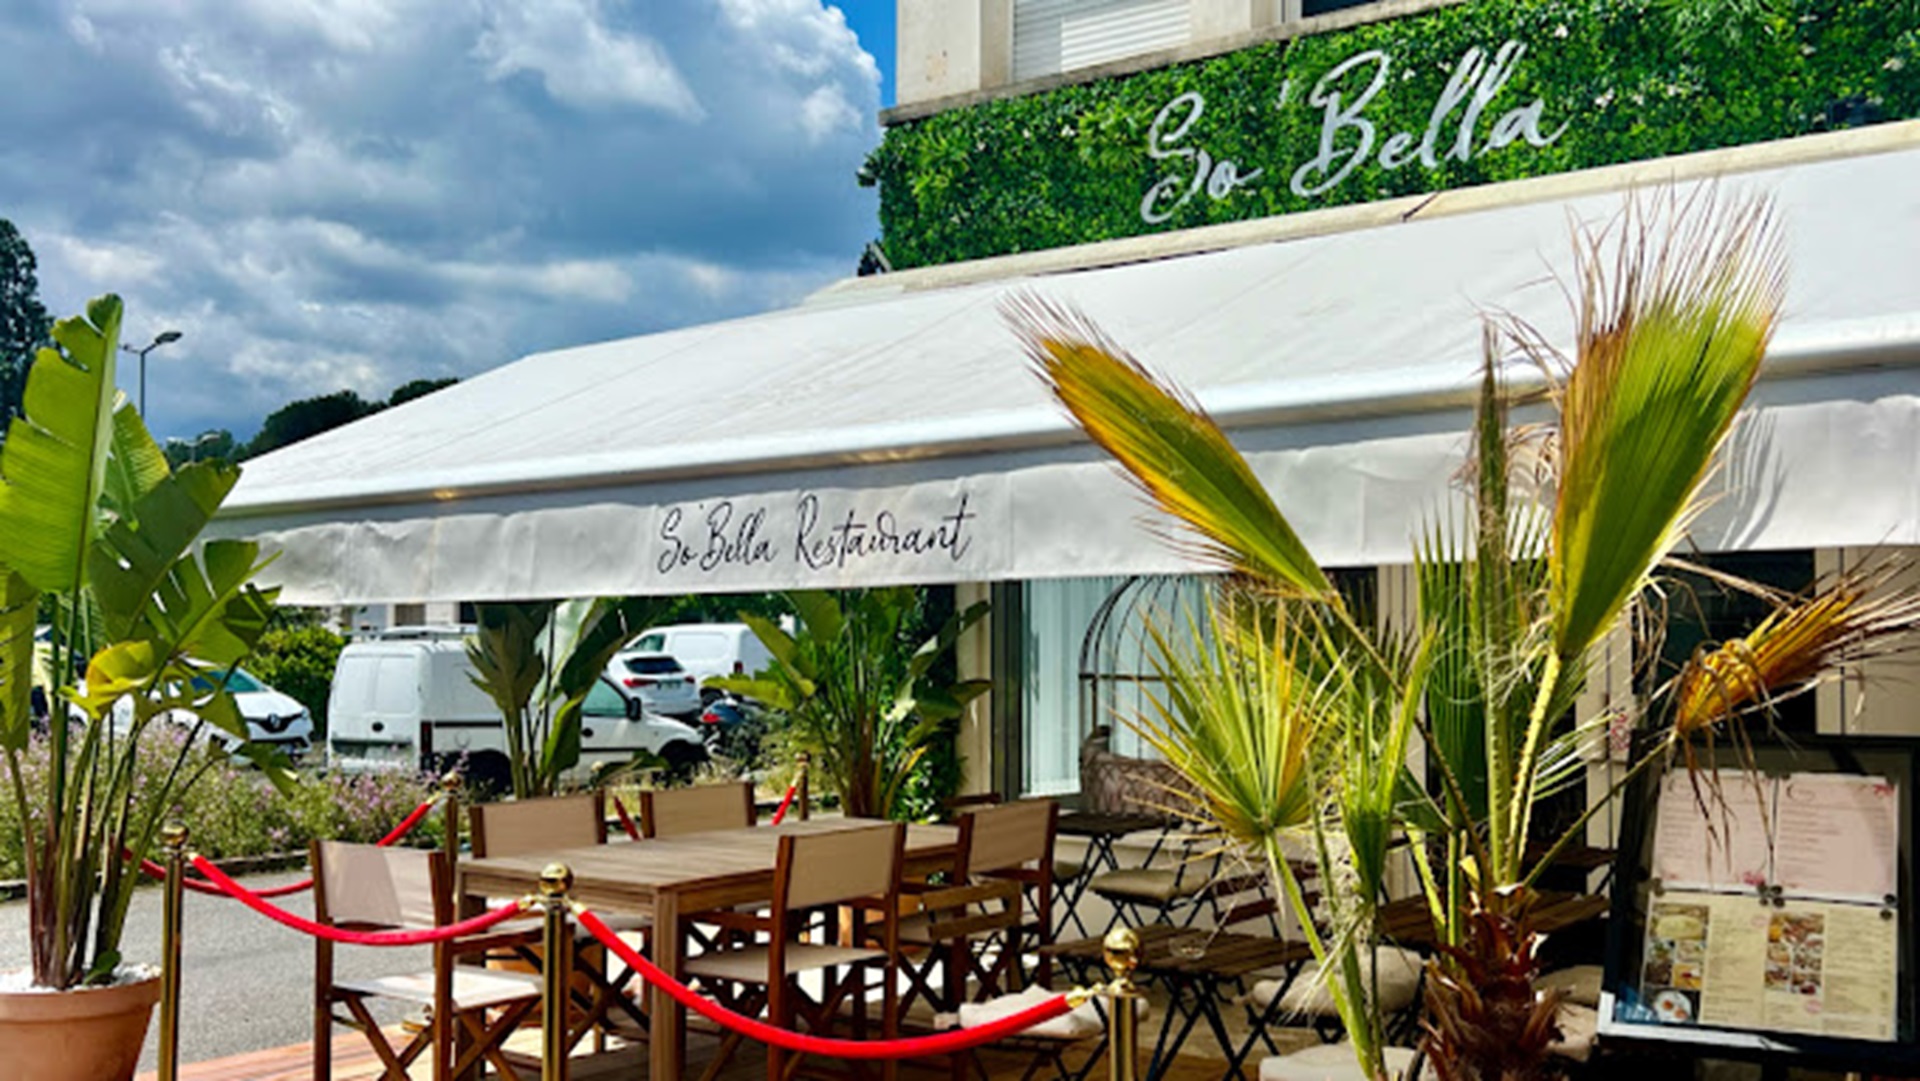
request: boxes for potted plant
[0,296,280,1081]
[712,588,988,820]
[1018,196,1920,1080]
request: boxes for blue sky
[0,1,899,445]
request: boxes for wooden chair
[469,792,650,1047]
[682,822,906,1081]
[900,799,1058,1016]
[640,779,756,837]
[311,840,542,1081]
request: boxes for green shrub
[248,623,346,735]
[0,726,444,879]
[865,0,1920,266]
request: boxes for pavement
[0,869,429,1073]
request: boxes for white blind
[1013,0,1191,82]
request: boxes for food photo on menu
[1616,766,1903,1042]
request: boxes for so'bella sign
[1140,40,1566,224]
[651,487,987,587]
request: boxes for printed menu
[1631,768,1901,1041]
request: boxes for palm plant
[710,588,989,820]
[0,295,280,989]
[1013,193,1920,1080]
[465,595,670,798]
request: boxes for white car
[605,650,702,719]
[110,666,315,761]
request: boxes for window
[1301,0,1379,16]
[623,655,686,676]
[582,679,627,719]
[1019,574,1212,796]
[1013,0,1191,82]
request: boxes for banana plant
[1014,194,1920,1080]
[710,588,989,820]
[0,295,281,990]
[466,594,670,798]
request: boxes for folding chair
[469,792,651,1048]
[311,840,542,1081]
[639,779,756,837]
[682,822,905,1081]
[899,799,1058,1016]
[1085,830,1223,931]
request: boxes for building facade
[870,0,1920,803]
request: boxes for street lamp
[121,329,182,417]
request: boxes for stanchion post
[796,751,811,821]
[539,863,575,1081]
[440,769,463,873]
[1103,926,1142,1081]
[158,822,189,1081]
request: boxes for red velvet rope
[131,794,442,897]
[612,796,642,841]
[188,855,529,945]
[575,907,1076,1058]
[768,781,799,826]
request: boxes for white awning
[214,134,1920,605]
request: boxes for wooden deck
[135,1023,1306,1081]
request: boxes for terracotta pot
[0,973,162,1081]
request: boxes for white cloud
[0,0,881,442]
[473,0,704,118]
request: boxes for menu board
[1627,768,1902,1042]
[1635,891,1899,1040]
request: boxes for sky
[0,0,899,445]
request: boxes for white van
[327,637,707,791]
[629,623,775,702]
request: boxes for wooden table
[459,817,960,1081]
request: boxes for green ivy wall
[862,0,1920,269]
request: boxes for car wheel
[659,742,709,785]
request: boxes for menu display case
[1600,737,1918,1070]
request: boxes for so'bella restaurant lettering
[1142,40,1566,224]
[654,491,979,580]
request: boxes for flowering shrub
[0,725,445,880]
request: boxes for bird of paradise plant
[1012,192,1920,1080]
[0,295,282,990]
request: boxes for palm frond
[1008,295,1333,599]
[1672,562,1920,738]
[1544,191,1786,661]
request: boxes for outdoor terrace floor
[135,1022,1301,1081]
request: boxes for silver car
[604,650,702,719]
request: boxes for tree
[1019,194,1920,1080]
[0,219,51,424]
[388,376,457,407]
[242,389,377,458]
[163,428,237,469]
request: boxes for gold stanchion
[440,769,463,874]
[539,863,575,1081]
[1103,927,1142,1081]
[157,822,189,1081]
[795,751,811,821]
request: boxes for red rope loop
[575,907,1077,1058]
[188,855,529,945]
[130,793,443,896]
[612,796,642,841]
[768,781,799,826]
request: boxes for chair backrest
[469,791,606,858]
[776,822,904,912]
[313,840,447,930]
[963,799,1056,876]
[640,780,755,838]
